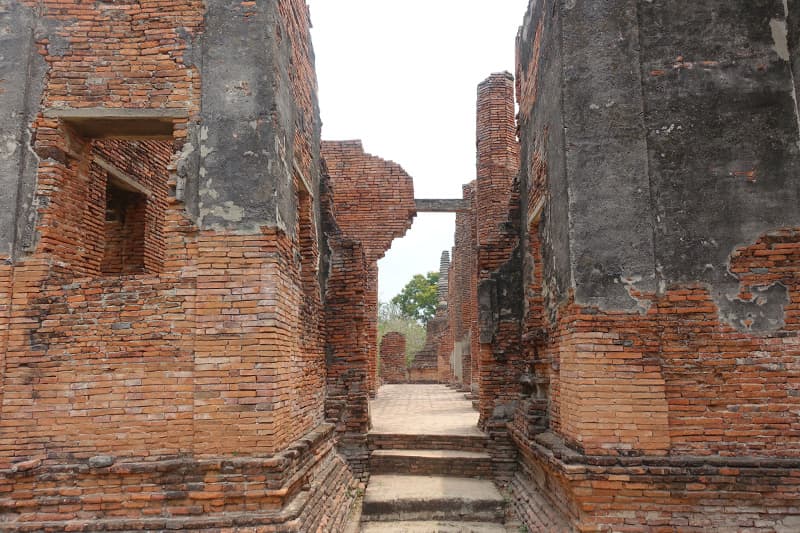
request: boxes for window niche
[92,140,170,276]
[39,108,184,278]
[101,175,148,274]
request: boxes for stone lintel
[415,199,470,212]
[43,108,188,139]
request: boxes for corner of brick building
[451,1,800,531]
[0,1,361,530]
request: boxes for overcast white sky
[307,0,529,301]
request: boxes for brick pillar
[380,332,407,384]
[324,236,370,480]
[475,72,521,426]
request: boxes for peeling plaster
[714,281,789,333]
[201,201,245,223]
[771,17,790,61]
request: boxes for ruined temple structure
[379,332,407,384]
[0,0,414,529]
[1,0,799,532]
[438,1,800,530]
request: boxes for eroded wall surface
[0,1,357,531]
[321,140,416,479]
[506,0,800,530]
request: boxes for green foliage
[378,301,426,366]
[390,271,440,325]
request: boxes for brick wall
[321,140,416,398]
[0,264,10,419]
[502,0,800,530]
[474,73,523,427]
[321,141,416,479]
[0,1,358,530]
[323,232,371,480]
[446,182,478,389]
[380,332,407,384]
[21,0,202,112]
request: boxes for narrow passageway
[370,384,482,436]
[353,384,520,532]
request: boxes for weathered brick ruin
[2,0,799,531]
[440,1,800,531]
[0,1,413,530]
[406,252,451,384]
[379,332,407,385]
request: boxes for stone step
[370,449,493,478]
[361,475,505,523]
[361,521,515,532]
[369,433,489,453]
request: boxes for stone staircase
[353,385,519,532]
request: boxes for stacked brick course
[379,332,407,384]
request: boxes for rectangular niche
[91,139,171,275]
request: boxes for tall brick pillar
[474,72,522,426]
[445,182,477,389]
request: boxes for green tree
[390,271,440,325]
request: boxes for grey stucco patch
[193,0,302,236]
[0,2,46,259]
[562,0,658,311]
[714,279,789,333]
[519,0,800,329]
[638,0,800,330]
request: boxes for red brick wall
[0,1,358,530]
[323,233,371,480]
[0,264,10,418]
[380,332,407,384]
[23,0,202,112]
[511,428,800,532]
[410,309,446,383]
[321,140,416,397]
[320,142,415,479]
[520,232,800,460]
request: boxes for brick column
[380,332,407,384]
[475,72,522,426]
